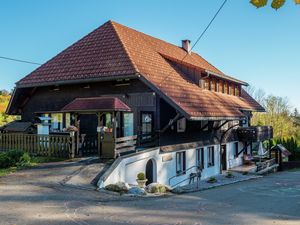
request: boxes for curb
[172,175,263,194]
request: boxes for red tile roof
[61,97,131,112]
[16,20,264,119]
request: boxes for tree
[250,0,300,10]
[251,95,297,139]
[0,91,17,126]
[246,86,299,140]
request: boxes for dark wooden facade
[11,77,242,154]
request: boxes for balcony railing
[237,126,273,142]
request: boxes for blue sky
[0,0,299,110]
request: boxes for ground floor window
[208,146,215,167]
[141,112,153,140]
[41,113,71,132]
[196,148,204,169]
[234,142,239,158]
[176,151,186,175]
[65,113,71,128]
[50,113,63,132]
[123,113,134,136]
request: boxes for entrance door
[79,114,98,156]
[145,159,154,185]
[221,144,227,171]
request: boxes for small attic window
[219,81,224,93]
[224,82,228,94]
[204,79,209,90]
[229,84,235,95]
[235,85,240,96]
[210,80,216,92]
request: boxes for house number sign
[162,154,173,162]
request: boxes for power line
[0,1,227,70]
[0,56,41,65]
[158,0,228,86]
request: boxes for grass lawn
[0,156,66,177]
[0,167,18,177]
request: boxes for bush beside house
[0,149,64,176]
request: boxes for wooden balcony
[237,126,273,142]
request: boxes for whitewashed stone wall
[98,141,243,188]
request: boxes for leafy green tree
[250,0,300,10]
[252,95,297,139]
[0,90,17,126]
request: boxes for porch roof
[61,97,131,113]
[272,144,292,157]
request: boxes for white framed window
[177,118,186,133]
[208,146,215,167]
[123,113,134,136]
[65,113,71,128]
[234,142,239,158]
[51,113,63,131]
[176,151,186,175]
[196,148,204,169]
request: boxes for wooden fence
[115,135,137,157]
[0,133,75,158]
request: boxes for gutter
[205,70,249,86]
[189,116,245,121]
[16,74,139,88]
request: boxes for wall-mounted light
[50,85,60,91]
[81,84,90,89]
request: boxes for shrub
[0,153,11,168]
[6,150,25,166]
[16,153,31,168]
[149,184,166,193]
[0,150,31,169]
[137,172,146,180]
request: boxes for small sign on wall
[162,154,173,162]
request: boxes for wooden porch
[0,131,157,159]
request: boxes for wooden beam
[160,113,181,133]
[19,87,37,110]
[213,120,229,131]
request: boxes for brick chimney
[182,40,191,54]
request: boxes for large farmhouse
[4,20,273,187]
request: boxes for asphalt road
[0,160,299,225]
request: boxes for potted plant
[207,176,217,183]
[225,171,234,178]
[106,121,113,132]
[136,172,148,188]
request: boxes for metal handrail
[168,165,199,186]
[170,177,191,188]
